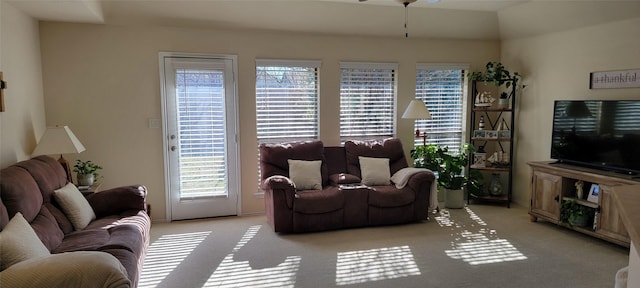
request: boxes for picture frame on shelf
[587,184,600,203]
[473,130,486,138]
[486,130,498,139]
[498,130,511,139]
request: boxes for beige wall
[502,17,640,206]
[39,22,499,221]
[0,2,46,168]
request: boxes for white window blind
[256,60,320,145]
[415,64,467,152]
[175,68,227,197]
[340,62,397,142]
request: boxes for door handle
[171,146,177,152]
[554,195,560,202]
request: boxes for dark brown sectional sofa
[0,156,150,287]
[260,138,436,233]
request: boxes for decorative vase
[489,173,503,196]
[77,173,95,186]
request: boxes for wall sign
[590,69,640,89]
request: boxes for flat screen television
[551,100,640,175]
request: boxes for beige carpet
[139,204,628,288]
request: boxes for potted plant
[411,144,475,208]
[560,200,594,227]
[73,160,103,186]
[469,61,523,89]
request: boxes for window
[255,60,320,190]
[415,64,468,152]
[340,62,397,142]
[256,60,320,145]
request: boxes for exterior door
[160,53,239,220]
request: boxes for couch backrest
[259,140,329,185]
[324,146,348,176]
[344,138,409,178]
[0,156,70,251]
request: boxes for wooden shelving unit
[467,79,516,207]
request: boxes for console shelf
[528,161,636,247]
[467,79,516,207]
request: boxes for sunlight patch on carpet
[439,207,527,265]
[335,245,421,285]
[203,225,301,288]
[139,231,211,288]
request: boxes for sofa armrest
[87,185,147,217]
[0,251,131,288]
[404,170,436,191]
[261,175,295,191]
[262,176,296,209]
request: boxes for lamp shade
[402,99,432,119]
[32,126,86,156]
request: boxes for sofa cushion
[259,140,328,186]
[0,251,131,288]
[293,186,344,214]
[15,156,67,203]
[345,138,408,179]
[368,186,416,208]
[0,166,43,223]
[0,201,8,230]
[359,156,391,186]
[54,183,96,230]
[0,212,51,270]
[30,206,65,251]
[288,159,323,190]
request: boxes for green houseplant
[411,144,477,189]
[411,144,479,208]
[469,61,523,90]
[560,200,594,227]
[73,160,103,186]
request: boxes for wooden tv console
[528,161,640,247]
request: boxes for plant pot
[77,173,95,186]
[569,214,589,227]
[497,98,509,109]
[444,188,464,209]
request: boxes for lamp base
[58,155,73,184]
[415,129,427,146]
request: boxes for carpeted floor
[139,204,628,288]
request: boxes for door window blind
[340,62,397,142]
[415,65,467,152]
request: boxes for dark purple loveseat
[260,138,436,233]
[0,156,150,287]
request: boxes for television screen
[551,100,640,175]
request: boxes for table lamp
[402,99,432,145]
[32,125,86,183]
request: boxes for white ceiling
[7,0,640,40]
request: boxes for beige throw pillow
[0,212,51,270]
[54,183,96,231]
[288,159,323,191]
[359,156,391,186]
